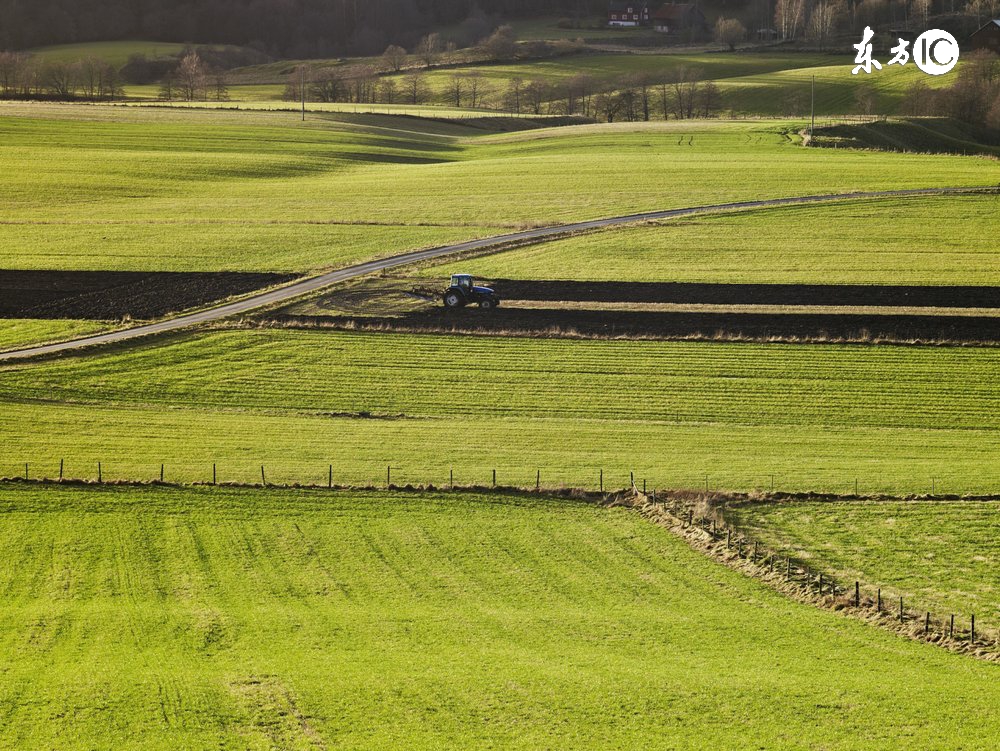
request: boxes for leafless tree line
[0,51,124,99]
[898,50,1000,128]
[283,64,722,120]
[158,52,230,102]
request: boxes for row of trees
[282,65,722,120]
[0,51,124,99]
[0,0,599,58]
[771,0,1000,44]
[898,50,1000,127]
[158,52,230,101]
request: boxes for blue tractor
[442,274,499,310]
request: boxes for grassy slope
[719,62,957,116]
[383,51,835,95]
[2,330,1000,494]
[2,105,999,274]
[729,500,1000,623]
[0,320,110,352]
[429,194,1000,285]
[27,41,189,67]
[2,483,1000,749]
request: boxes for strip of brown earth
[490,280,1000,308]
[264,309,1000,345]
[505,300,1000,317]
[0,271,298,320]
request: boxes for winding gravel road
[0,187,987,362]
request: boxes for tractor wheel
[443,291,464,308]
[479,297,498,310]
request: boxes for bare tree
[378,77,398,104]
[402,69,429,104]
[661,67,703,119]
[505,76,524,113]
[175,51,208,101]
[43,60,78,98]
[912,0,932,25]
[481,25,517,61]
[466,71,484,108]
[449,72,465,107]
[381,44,407,73]
[415,33,442,67]
[311,68,347,103]
[775,0,807,39]
[595,90,624,122]
[282,65,310,102]
[571,74,597,117]
[212,72,230,102]
[158,75,175,101]
[715,18,747,50]
[806,0,845,49]
[523,78,550,114]
[697,81,722,117]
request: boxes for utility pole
[810,75,815,141]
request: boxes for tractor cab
[443,273,499,310]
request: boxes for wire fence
[0,463,995,655]
[651,494,999,656]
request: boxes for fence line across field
[2,459,996,652]
[4,460,969,498]
[677,503,996,652]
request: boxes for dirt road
[0,187,988,361]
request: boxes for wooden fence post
[213,464,217,485]
[59,459,64,482]
[855,581,860,608]
[24,462,28,481]
[492,469,496,487]
[599,469,603,493]
[450,468,454,489]
[160,464,164,483]
[925,612,930,634]
[261,466,266,486]
[877,589,881,612]
[726,529,731,549]
[971,614,976,643]
[950,614,955,638]
[329,465,332,489]
[536,469,540,491]
[387,465,391,487]
[899,596,904,623]
[98,462,102,484]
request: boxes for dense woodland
[0,0,597,56]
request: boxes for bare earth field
[0,271,297,320]
[271,277,1000,343]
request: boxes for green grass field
[2,330,999,494]
[0,320,110,352]
[2,483,1000,749]
[2,105,998,276]
[729,500,1000,624]
[28,40,189,67]
[428,194,1000,285]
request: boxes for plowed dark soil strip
[272,309,1000,344]
[491,280,1000,309]
[0,271,298,320]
